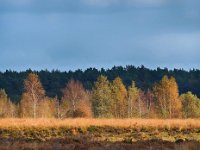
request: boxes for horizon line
[0,65,199,73]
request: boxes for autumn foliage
[0,73,200,119]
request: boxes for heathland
[1,118,200,142]
[0,118,200,150]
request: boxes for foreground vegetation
[1,119,200,143]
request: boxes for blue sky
[0,0,200,71]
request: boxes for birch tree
[61,79,92,118]
[153,76,182,118]
[20,73,45,118]
[111,77,127,118]
[92,75,112,118]
[127,81,139,118]
[0,89,16,118]
[181,92,200,118]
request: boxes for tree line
[1,66,200,103]
[1,73,200,119]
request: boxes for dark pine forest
[1,65,200,103]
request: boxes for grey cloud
[1,0,199,13]
[0,0,200,71]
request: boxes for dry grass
[0,118,200,129]
[1,118,200,142]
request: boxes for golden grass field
[1,118,200,129]
[0,118,199,150]
[1,118,200,148]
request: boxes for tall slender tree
[20,73,45,118]
[127,81,139,118]
[92,75,112,118]
[111,77,127,118]
[0,89,16,118]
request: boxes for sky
[0,0,200,71]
